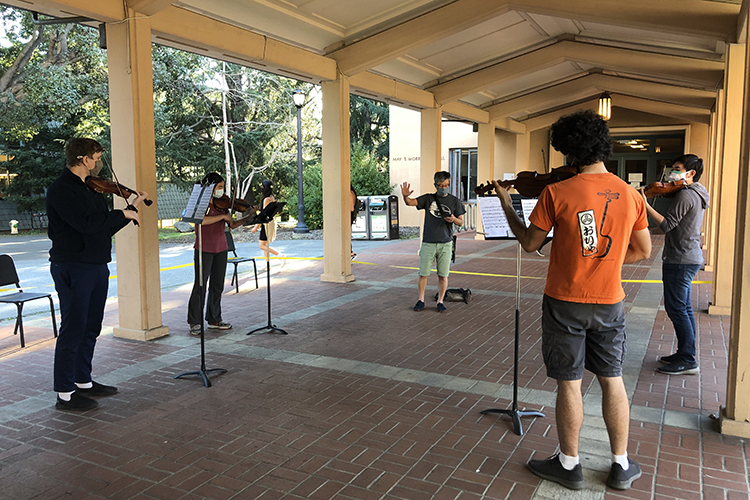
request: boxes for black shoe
[413,300,425,311]
[76,381,118,397]
[436,303,447,313]
[657,361,699,375]
[527,453,584,490]
[658,353,680,364]
[607,459,642,490]
[56,393,98,411]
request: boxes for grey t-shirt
[660,182,710,265]
[416,193,465,243]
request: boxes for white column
[320,74,354,283]
[107,11,168,340]
[709,44,746,316]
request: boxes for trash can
[351,196,369,240]
[368,195,399,240]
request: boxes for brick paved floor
[0,233,748,500]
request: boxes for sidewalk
[0,232,746,500]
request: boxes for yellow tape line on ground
[1,256,710,293]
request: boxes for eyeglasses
[434,182,450,188]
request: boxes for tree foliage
[0,8,109,212]
[350,95,388,163]
[288,141,393,230]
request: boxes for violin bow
[101,152,140,225]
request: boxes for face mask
[213,189,224,198]
[666,170,686,182]
[91,159,104,176]
[436,187,449,196]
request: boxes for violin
[213,195,253,213]
[475,165,578,198]
[85,176,153,206]
[640,180,688,198]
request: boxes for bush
[285,142,393,230]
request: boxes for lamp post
[293,89,309,233]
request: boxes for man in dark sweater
[642,154,710,375]
[46,138,147,410]
[401,171,465,312]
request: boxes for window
[449,148,477,202]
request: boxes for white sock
[558,452,580,470]
[76,382,93,389]
[58,391,74,401]
[612,453,629,470]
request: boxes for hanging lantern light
[598,91,612,121]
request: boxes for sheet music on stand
[477,194,553,239]
[182,183,215,224]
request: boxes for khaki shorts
[419,241,453,277]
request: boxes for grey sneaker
[657,361,699,375]
[527,453,584,490]
[208,322,232,330]
[607,459,642,490]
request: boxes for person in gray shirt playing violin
[640,154,709,376]
[401,171,464,313]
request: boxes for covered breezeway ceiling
[4,0,745,125]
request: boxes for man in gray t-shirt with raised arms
[401,171,465,312]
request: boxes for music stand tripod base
[174,367,227,388]
[480,407,546,436]
[248,256,288,335]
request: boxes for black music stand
[478,193,545,435]
[246,202,288,336]
[175,183,228,387]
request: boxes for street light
[293,89,309,233]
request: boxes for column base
[113,325,170,341]
[707,303,731,316]
[320,273,355,283]
[719,406,750,438]
[703,265,713,272]
[474,233,485,241]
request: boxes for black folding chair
[0,254,58,348]
[225,231,258,293]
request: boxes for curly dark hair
[550,110,613,167]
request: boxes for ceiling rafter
[126,0,173,16]
[486,73,717,120]
[522,95,710,131]
[428,40,725,104]
[327,0,737,77]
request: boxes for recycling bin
[351,196,369,240]
[368,195,399,240]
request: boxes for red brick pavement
[0,232,747,500]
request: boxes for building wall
[389,105,477,227]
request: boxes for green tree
[288,141,393,230]
[350,95,388,163]
[0,8,109,212]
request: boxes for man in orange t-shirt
[491,110,651,491]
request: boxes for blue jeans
[662,263,701,364]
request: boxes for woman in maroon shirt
[187,172,235,335]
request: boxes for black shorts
[541,294,626,380]
[259,225,267,241]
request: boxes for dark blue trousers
[51,262,109,392]
[662,263,701,364]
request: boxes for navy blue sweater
[46,168,130,264]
